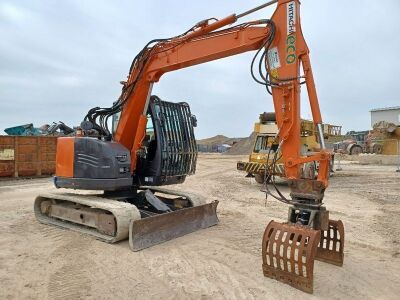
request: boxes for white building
[370,106,400,127]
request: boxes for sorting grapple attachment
[316,219,344,266]
[262,221,320,294]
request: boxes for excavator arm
[112,1,331,189]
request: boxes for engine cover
[54,137,132,190]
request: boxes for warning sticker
[267,47,281,70]
[0,149,14,160]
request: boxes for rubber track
[34,192,140,243]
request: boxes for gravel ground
[1,154,399,299]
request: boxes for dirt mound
[197,135,246,152]
[197,135,231,146]
[224,132,257,155]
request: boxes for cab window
[253,135,278,153]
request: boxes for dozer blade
[262,220,320,294]
[34,193,141,243]
[316,219,344,266]
[129,200,219,251]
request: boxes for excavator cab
[135,96,198,186]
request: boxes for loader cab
[134,95,198,187]
[253,134,278,154]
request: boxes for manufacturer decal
[286,35,296,64]
[286,1,296,65]
[287,1,296,35]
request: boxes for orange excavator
[34,0,344,293]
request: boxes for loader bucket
[129,200,219,251]
[316,220,344,266]
[262,221,320,293]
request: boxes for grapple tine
[316,219,344,266]
[262,221,320,294]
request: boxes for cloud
[0,3,29,23]
[51,75,85,87]
[0,0,399,139]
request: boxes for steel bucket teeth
[316,220,344,266]
[262,221,320,294]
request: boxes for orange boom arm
[113,0,330,188]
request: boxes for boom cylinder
[181,14,237,41]
[316,123,326,149]
[183,0,279,41]
[237,0,278,19]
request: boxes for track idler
[262,219,345,293]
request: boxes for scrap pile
[4,122,75,136]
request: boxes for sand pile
[224,132,256,155]
[197,135,246,152]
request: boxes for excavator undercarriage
[34,188,219,249]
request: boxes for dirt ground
[1,154,399,299]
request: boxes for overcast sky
[1,0,399,138]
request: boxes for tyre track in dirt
[47,236,95,300]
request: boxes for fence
[0,136,57,178]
